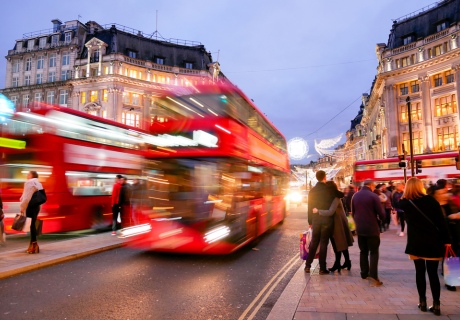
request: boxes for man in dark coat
[305,170,335,274]
[352,179,386,286]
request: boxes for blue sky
[0,0,436,161]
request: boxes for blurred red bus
[353,152,460,183]
[122,83,290,254]
[1,106,144,233]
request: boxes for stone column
[109,61,114,75]
[420,75,434,152]
[98,46,102,76]
[384,84,398,157]
[451,34,458,50]
[86,47,91,77]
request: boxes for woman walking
[19,171,44,254]
[399,178,451,316]
[313,181,354,273]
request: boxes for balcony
[424,29,450,45]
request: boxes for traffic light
[398,154,407,168]
[415,160,422,174]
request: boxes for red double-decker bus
[353,152,460,183]
[122,83,290,254]
[1,105,145,233]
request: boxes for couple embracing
[304,170,354,274]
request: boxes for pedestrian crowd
[306,170,460,316]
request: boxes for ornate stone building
[369,0,460,159]
[1,19,219,129]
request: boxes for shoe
[111,231,116,236]
[429,302,441,316]
[368,277,383,287]
[328,262,341,273]
[27,242,39,254]
[445,284,456,291]
[360,272,368,280]
[319,269,330,275]
[304,267,310,273]
[25,242,33,253]
[399,232,404,237]
[341,260,352,271]
[418,298,427,312]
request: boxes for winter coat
[318,198,354,252]
[351,186,385,237]
[19,178,44,212]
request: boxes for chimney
[51,19,62,32]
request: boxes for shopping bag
[347,216,356,232]
[11,214,27,231]
[300,232,308,260]
[391,210,399,226]
[35,219,43,236]
[444,246,460,286]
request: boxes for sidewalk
[268,230,460,320]
[0,232,124,280]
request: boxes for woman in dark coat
[399,177,451,316]
[313,181,354,273]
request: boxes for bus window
[65,171,116,196]
[0,164,52,198]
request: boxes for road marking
[238,253,299,320]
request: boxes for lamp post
[406,96,415,177]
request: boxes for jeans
[26,205,40,242]
[112,204,120,231]
[305,216,333,270]
[358,235,380,279]
[398,211,405,232]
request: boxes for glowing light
[118,224,152,238]
[0,137,26,149]
[288,137,309,160]
[189,97,205,108]
[314,134,342,156]
[167,96,204,118]
[204,225,230,243]
[215,124,231,134]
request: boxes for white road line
[238,253,299,320]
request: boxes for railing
[124,57,146,67]
[394,1,445,24]
[391,42,416,55]
[424,28,450,44]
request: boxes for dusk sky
[0,0,436,162]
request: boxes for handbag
[29,189,47,207]
[11,214,27,231]
[444,246,460,286]
[347,216,356,231]
[300,231,308,260]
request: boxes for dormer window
[16,41,23,51]
[51,34,59,46]
[155,57,164,65]
[185,62,193,69]
[437,21,448,32]
[39,37,47,49]
[127,50,137,58]
[92,49,100,62]
[64,32,72,44]
[27,39,35,50]
[403,35,413,45]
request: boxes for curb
[0,242,124,280]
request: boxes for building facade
[1,19,219,129]
[369,0,460,159]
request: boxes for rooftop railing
[393,1,445,24]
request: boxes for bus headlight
[204,226,230,243]
[118,223,152,238]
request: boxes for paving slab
[294,312,346,320]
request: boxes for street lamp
[406,96,415,177]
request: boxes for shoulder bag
[409,199,440,232]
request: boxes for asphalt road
[0,204,308,320]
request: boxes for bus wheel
[91,206,107,230]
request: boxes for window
[46,91,55,104]
[48,71,56,83]
[122,112,140,127]
[434,74,443,87]
[23,94,30,106]
[403,35,413,45]
[61,70,71,81]
[51,35,59,46]
[10,96,18,106]
[59,90,68,105]
[12,77,19,87]
[129,70,137,78]
[400,103,422,123]
[435,94,457,116]
[411,80,420,93]
[403,131,424,154]
[62,52,70,66]
[36,73,43,84]
[64,32,71,44]
[434,45,442,56]
[400,83,409,95]
[155,57,164,65]
[37,56,44,69]
[25,58,32,71]
[123,92,130,104]
[102,90,108,102]
[12,60,19,73]
[35,92,42,103]
[39,37,47,49]
[185,62,193,69]
[102,110,107,118]
[49,53,56,67]
[90,90,98,102]
[27,40,34,50]
[437,21,448,32]
[16,41,23,51]
[81,92,87,104]
[437,126,458,151]
[132,94,140,106]
[24,75,31,86]
[92,49,100,62]
[446,70,454,84]
[127,50,137,58]
[401,56,410,67]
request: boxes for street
[0,205,308,320]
